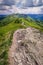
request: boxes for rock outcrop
[8,27,43,65]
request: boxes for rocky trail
[8,27,43,65]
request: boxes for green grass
[0,17,26,65]
[0,15,43,65]
[19,18,43,31]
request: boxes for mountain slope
[0,15,43,65]
[8,27,43,65]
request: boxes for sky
[0,0,43,14]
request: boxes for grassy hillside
[0,15,43,65]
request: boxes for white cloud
[0,5,43,14]
[7,5,43,14]
[0,0,43,14]
[13,6,43,14]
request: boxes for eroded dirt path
[8,29,26,65]
[8,27,43,65]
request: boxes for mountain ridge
[8,27,43,65]
[0,14,43,65]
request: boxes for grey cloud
[0,0,15,6]
[16,0,43,8]
[24,0,43,7]
[0,5,6,10]
[22,0,33,7]
[0,0,43,7]
[33,0,43,6]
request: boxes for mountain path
[8,27,43,65]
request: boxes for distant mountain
[0,15,7,20]
[28,14,43,21]
[0,14,43,21]
[14,14,43,21]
